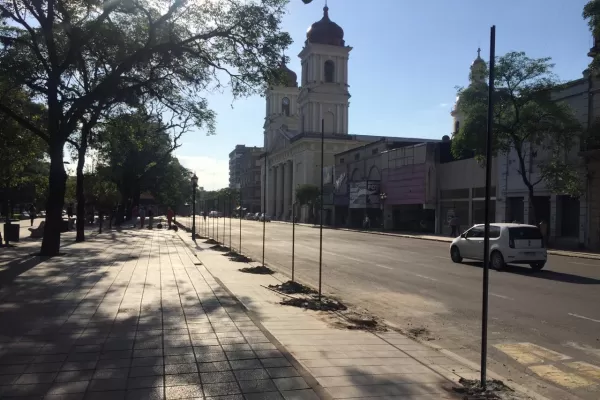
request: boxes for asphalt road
[185,217,600,400]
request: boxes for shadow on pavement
[461,261,600,284]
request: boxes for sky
[176,0,594,190]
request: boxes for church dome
[306,6,345,47]
[279,57,298,87]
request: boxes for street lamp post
[379,192,387,231]
[191,173,198,241]
[292,201,297,282]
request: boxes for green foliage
[452,51,584,198]
[295,184,320,206]
[584,1,600,71]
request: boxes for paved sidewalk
[269,221,600,261]
[177,232,483,400]
[0,229,317,399]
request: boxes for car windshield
[508,227,542,240]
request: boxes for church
[262,5,396,221]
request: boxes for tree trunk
[528,189,538,225]
[40,142,67,256]
[75,143,87,242]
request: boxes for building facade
[228,145,263,213]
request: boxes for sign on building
[349,181,380,208]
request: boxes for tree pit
[239,265,274,274]
[210,245,229,252]
[281,296,347,312]
[204,239,219,245]
[268,280,316,294]
[452,378,513,399]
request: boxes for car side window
[489,226,501,239]
[466,227,483,238]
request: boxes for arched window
[282,97,290,116]
[324,60,335,83]
[454,120,460,133]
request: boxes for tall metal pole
[481,25,496,390]
[229,194,232,250]
[222,195,226,244]
[318,119,324,302]
[292,201,296,282]
[216,197,220,243]
[239,186,242,254]
[192,182,197,241]
[261,153,267,267]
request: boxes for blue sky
[176,0,593,190]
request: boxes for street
[184,216,600,400]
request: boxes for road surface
[182,216,600,400]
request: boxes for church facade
[262,6,379,221]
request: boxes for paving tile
[205,395,244,400]
[272,377,309,391]
[226,351,255,360]
[265,367,300,379]
[165,384,203,399]
[55,370,95,382]
[202,381,242,397]
[1,382,53,396]
[84,390,126,400]
[164,355,195,365]
[234,368,270,381]
[196,351,227,363]
[0,373,20,384]
[88,378,128,391]
[127,376,164,389]
[93,367,129,379]
[243,392,283,400]
[128,366,164,377]
[126,387,165,400]
[229,359,262,370]
[15,372,58,384]
[163,347,194,356]
[197,361,231,373]
[164,373,200,386]
[281,389,320,400]
[238,379,277,393]
[47,393,87,400]
[26,362,64,373]
[200,371,236,384]
[47,380,90,395]
[0,364,27,375]
[164,363,197,374]
[260,358,291,368]
[131,357,164,367]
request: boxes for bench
[28,221,45,238]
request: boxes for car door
[463,226,484,260]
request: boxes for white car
[450,223,547,271]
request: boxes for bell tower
[298,5,351,135]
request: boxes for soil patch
[268,280,316,294]
[204,239,219,245]
[229,254,253,263]
[239,265,274,274]
[407,326,433,339]
[281,296,347,312]
[453,378,513,399]
[210,245,229,252]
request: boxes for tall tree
[453,51,583,224]
[584,0,600,71]
[295,184,319,223]
[0,0,292,255]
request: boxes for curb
[270,221,600,261]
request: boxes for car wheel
[450,246,463,263]
[529,262,545,271]
[490,251,505,271]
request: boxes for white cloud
[439,103,449,108]
[177,154,229,191]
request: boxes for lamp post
[191,173,198,241]
[379,192,387,231]
[292,201,297,282]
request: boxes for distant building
[228,145,263,213]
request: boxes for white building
[262,6,380,221]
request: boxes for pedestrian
[148,207,154,229]
[132,205,139,227]
[203,211,206,222]
[139,206,146,228]
[539,220,548,243]
[450,215,460,237]
[67,203,74,219]
[29,204,36,227]
[363,215,370,230]
[167,207,174,229]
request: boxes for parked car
[244,213,255,220]
[259,214,271,222]
[253,212,261,220]
[209,211,219,218]
[450,223,547,271]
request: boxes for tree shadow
[461,261,600,284]
[0,231,278,399]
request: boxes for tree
[584,0,600,71]
[453,51,584,224]
[295,184,320,223]
[0,0,292,255]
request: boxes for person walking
[29,204,36,227]
[167,207,174,229]
[450,215,460,237]
[132,205,139,227]
[363,215,370,230]
[148,207,154,229]
[139,206,146,229]
[67,203,74,219]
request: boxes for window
[489,226,501,238]
[454,121,460,133]
[339,158,345,164]
[509,227,542,240]
[371,148,379,155]
[466,226,484,238]
[282,97,290,116]
[354,153,360,161]
[324,60,335,83]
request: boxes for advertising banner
[349,181,380,208]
